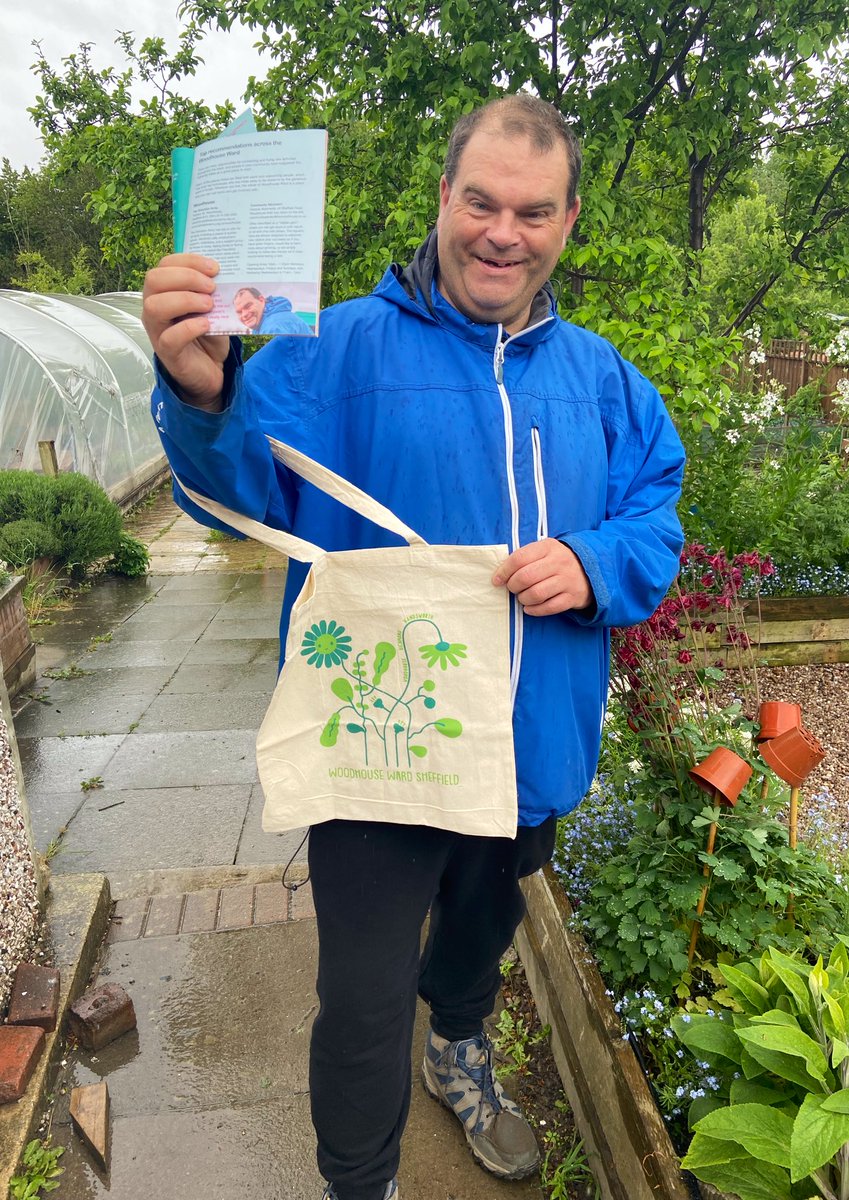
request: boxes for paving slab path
[12,489,544,1200]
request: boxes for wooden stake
[789,786,800,850]
[760,775,770,802]
[688,820,718,965]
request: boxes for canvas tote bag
[177,435,518,838]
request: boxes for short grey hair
[444,94,582,210]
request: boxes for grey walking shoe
[322,1181,398,1199]
[422,1029,540,1179]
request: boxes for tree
[28,31,236,287]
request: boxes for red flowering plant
[609,543,775,785]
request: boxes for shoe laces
[455,1036,503,1115]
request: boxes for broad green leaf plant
[673,943,849,1200]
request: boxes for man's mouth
[476,256,519,270]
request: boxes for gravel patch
[0,708,40,1014]
[753,663,849,811]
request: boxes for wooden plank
[757,596,849,621]
[517,865,703,1200]
[747,620,849,645]
[69,1081,109,1170]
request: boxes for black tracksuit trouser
[307,816,557,1200]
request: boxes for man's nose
[485,211,520,247]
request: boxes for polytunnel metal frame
[0,289,166,508]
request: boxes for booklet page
[182,128,327,336]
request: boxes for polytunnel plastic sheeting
[0,290,165,506]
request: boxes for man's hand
[142,254,230,411]
[492,539,593,616]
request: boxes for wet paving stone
[51,784,254,873]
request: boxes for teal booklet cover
[170,111,328,337]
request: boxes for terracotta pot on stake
[759,723,825,921]
[687,747,753,964]
[759,724,825,849]
[755,701,802,801]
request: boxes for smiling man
[143,93,685,1200]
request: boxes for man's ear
[439,175,451,213]
[562,196,581,248]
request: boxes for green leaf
[320,712,340,747]
[831,1040,849,1069]
[682,1132,744,1169]
[720,963,771,1013]
[737,1025,829,1090]
[681,1155,793,1200]
[766,948,813,1016]
[730,1079,788,1107]
[821,1089,849,1114]
[750,1009,801,1029]
[671,1014,742,1066]
[688,1094,726,1129]
[434,717,462,738]
[693,1104,793,1168]
[372,642,396,685]
[346,723,366,734]
[790,1092,849,1182]
[331,677,354,703]
[410,745,427,758]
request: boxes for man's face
[234,291,265,330]
[436,127,580,334]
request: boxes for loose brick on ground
[253,881,289,925]
[7,963,60,1031]
[0,1026,45,1104]
[143,893,185,938]
[68,983,137,1052]
[180,888,220,933]
[216,883,255,930]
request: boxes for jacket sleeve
[558,371,685,629]
[150,342,298,535]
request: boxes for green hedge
[0,470,124,577]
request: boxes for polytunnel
[0,290,166,507]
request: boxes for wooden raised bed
[0,576,35,700]
[516,864,730,1200]
[689,595,849,666]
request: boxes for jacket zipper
[493,317,555,708]
[494,333,523,707]
[531,426,549,540]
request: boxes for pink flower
[677,650,693,664]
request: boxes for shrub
[0,470,123,578]
[0,470,50,526]
[35,474,122,576]
[107,532,150,577]
[0,518,61,568]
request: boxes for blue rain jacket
[257,295,314,336]
[152,265,685,827]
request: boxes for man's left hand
[492,539,593,616]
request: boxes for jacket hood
[263,295,294,315]
[392,228,558,331]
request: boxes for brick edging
[108,879,314,942]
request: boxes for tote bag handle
[173,433,428,563]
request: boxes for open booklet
[171,111,328,336]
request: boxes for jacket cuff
[557,534,605,625]
[154,340,243,415]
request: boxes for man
[233,285,314,335]
[143,94,685,1200]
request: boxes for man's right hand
[142,254,230,411]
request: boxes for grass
[80,776,104,792]
[43,663,90,681]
